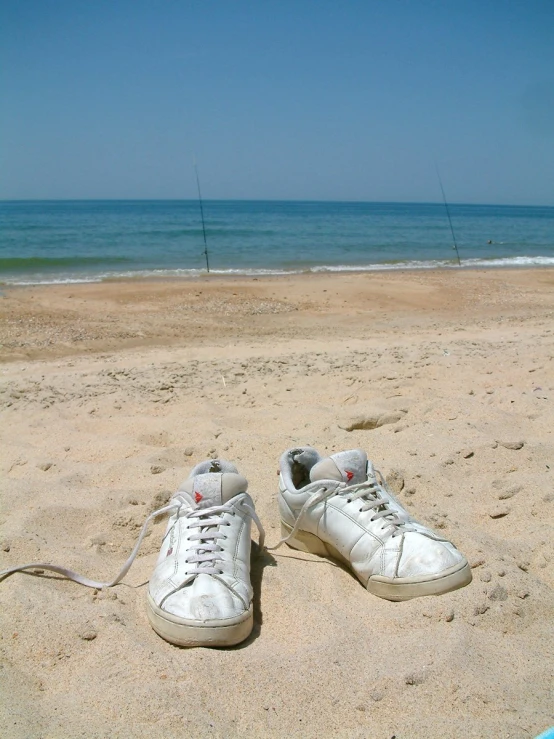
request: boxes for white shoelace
[178,496,265,575]
[269,473,413,551]
[0,494,265,590]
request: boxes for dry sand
[1,268,553,739]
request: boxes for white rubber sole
[281,521,472,601]
[146,593,253,647]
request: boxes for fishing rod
[436,167,461,267]
[193,158,210,273]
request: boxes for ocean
[1,200,553,285]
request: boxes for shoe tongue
[178,472,247,509]
[310,449,368,485]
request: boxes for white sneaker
[274,447,471,601]
[147,459,265,647]
[0,458,264,648]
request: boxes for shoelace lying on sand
[269,473,414,551]
[0,494,265,590]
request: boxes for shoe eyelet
[346,498,352,504]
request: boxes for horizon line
[1,197,552,209]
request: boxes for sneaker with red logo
[273,447,471,601]
[147,459,265,647]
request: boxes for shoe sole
[281,521,472,601]
[146,594,253,647]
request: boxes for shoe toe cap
[396,533,465,578]
[160,574,248,622]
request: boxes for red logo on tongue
[345,470,354,481]
[194,491,203,503]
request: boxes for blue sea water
[0,200,553,285]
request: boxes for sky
[1,1,553,204]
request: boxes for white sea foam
[460,255,554,267]
[2,255,553,285]
[1,277,106,286]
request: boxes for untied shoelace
[0,493,265,590]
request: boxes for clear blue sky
[1,1,553,204]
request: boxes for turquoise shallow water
[0,200,553,284]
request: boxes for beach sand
[1,268,553,738]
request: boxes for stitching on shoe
[232,518,246,580]
[172,519,181,577]
[347,530,366,559]
[212,574,249,611]
[327,501,386,546]
[380,545,387,576]
[316,499,327,538]
[394,534,405,578]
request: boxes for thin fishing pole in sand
[436,168,462,267]
[194,159,210,273]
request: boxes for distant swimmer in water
[487,239,494,244]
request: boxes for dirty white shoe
[274,447,471,601]
[147,459,264,647]
[0,458,264,648]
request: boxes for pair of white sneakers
[148,447,471,647]
[1,447,472,648]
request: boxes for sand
[1,268,553,739]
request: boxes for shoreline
[2,259,554,288]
